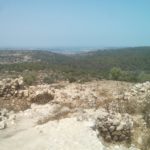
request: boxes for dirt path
[0,117,105,150]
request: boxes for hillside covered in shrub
[0,47,150,83]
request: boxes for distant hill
[0,47,150,82]
[72,47,150,72]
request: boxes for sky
[0,0,150,48]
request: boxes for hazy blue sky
[0,0,150,48]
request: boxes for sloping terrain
[0,47,150,73]
[0,77,150,150]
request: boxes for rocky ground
[0,77,150,150]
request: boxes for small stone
[0,121,7,130]
[7,94,11,98]
[1,109,8,116]
[113,119,120,126]
[18,91,23,98]
[105,135,112,142]
[116,123,124,131]
[119,134,126,141]
[113,135,119,141]
[109,125,116,132]
[11,85,15,89]
[23,90,29,97]
[101,127,108,132]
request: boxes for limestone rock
[95,112,133,142]
[0,77,24,99]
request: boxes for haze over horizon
[0,0,150,48]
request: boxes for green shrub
[68,76,77,83]
[23,72,37,85]
[43,76,56,84]
[120,71,138,82]
[110,67,122,80]
[138,72,150,82]
[109,67,139,82]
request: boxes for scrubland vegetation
[0,47,150,150]
[0,47,150,85]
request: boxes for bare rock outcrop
[129,82,150,105]
[95,112,133,142]
[0,77,25,99]
[0,77,55,111]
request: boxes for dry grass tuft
[37,104,73,125]
[30,92,54,104]
[37,111,70,124]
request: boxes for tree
[110,67,122,80]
